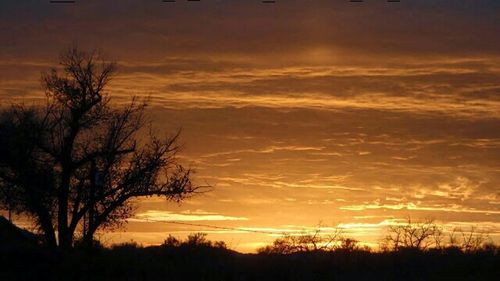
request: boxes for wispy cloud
[340,202,500,215]
[130,210,248,222]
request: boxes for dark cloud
[1,0,499,61]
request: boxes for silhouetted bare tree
[382,217,443,251]
[257,226,345,254]
[161,233,227,249]
[448,226,490,252]
[0,47,200,249]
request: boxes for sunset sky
[1,0,499,252]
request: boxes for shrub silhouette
[162,233,227,249]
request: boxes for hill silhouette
[0,216,40,248]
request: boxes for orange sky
[1,0,499,252]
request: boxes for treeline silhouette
[257,218,495,254]
[1,216,499,281]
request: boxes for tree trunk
[39,212,57,249]
[58,170,71,249]
[83,232,94,248]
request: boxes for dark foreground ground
[0,244,499,281]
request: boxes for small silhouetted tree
[257,226,344,254]
[0,47,200,249]
[449,226,490,252]
[383,217,443,251]
[338,237,362,252]
[162,233,227,249]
